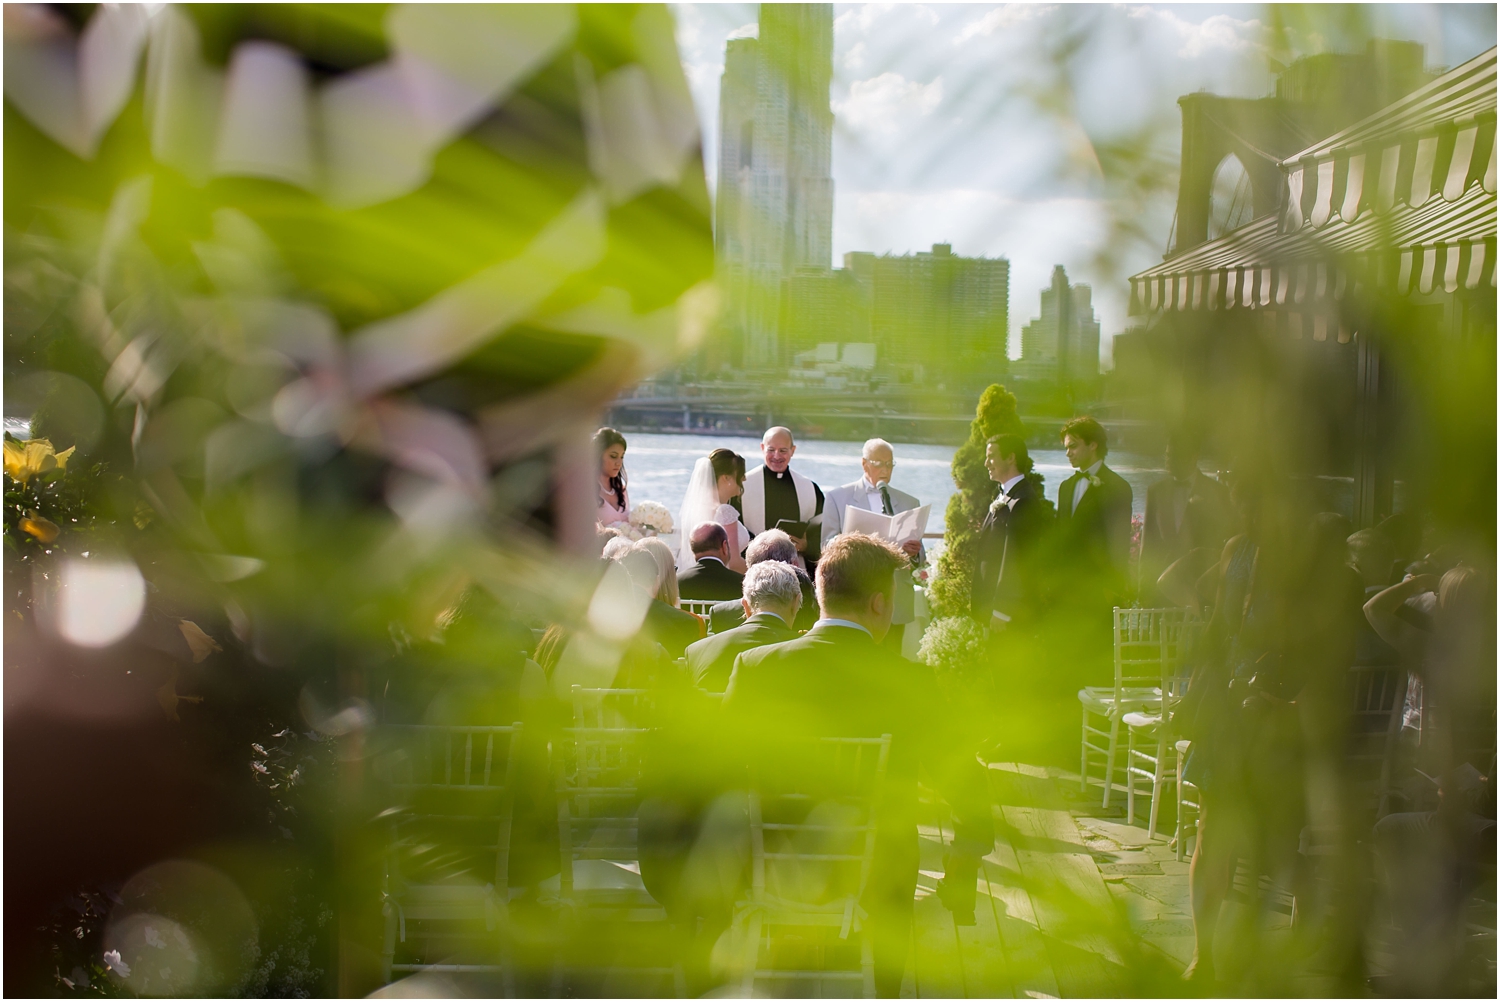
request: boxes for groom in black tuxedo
[724,534,994,997]
[971,433,1053,629]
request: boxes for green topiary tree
[928,384,1024,618]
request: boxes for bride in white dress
[677,448,749,574]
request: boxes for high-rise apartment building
[780,267,871,357]
[841,245,1009,385]
[1019,265,1100,383]
[716,4,834,370]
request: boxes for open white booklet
[844,503,930,546]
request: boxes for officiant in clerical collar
[739,426,825,573]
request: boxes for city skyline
[673,3,1497,366]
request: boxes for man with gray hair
[685,561,801,692]
[708,529,818,633]
[821,437,925,650]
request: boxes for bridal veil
[677,457,720,571]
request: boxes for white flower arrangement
[917,616,988,671]
[629,501,674,536]
[917,615,994,704]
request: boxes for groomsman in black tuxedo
[1056,416,1133,599]
[724,534,994,996]
[678,522,745,601]
[1052,417,1133,684]
[971,434,1053,630]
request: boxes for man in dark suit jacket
[708,529,818,633]
[1139,435,1229,604]
[971,434,1054,628]
[1056,416,1134,598]
[685,562,801,692]
[677,522,745,601]
[724,535,994,997]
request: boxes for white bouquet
[629,501,674,536]
[916,616,993,703]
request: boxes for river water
[620,432,1166,558]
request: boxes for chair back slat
[1346,665,1407,794]
[1113,607,1187,694]
[556,688,654,894]
[749,735,890,911]
[377,724,522,889]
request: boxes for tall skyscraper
[1019,265,1100,383]
[716,4,834,370]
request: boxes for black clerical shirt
[762,469,824,554]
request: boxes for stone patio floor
[902,761,1331,999]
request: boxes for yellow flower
[3,438,75,485]
[18,510,60,543]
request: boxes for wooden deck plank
[958,861,1019,1000]
[982,854,1058,999]
[925,813,1021,1000]
[913,821,970,998]
[991,765,1130,998]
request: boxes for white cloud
[840,4,930,36]
[1122,5,1266,61]
[834,73,943,136]
[726,22,757,40]
[955,4,1053,44]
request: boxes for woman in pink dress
[595,427,630,526]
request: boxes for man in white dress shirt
[822,438,923,649]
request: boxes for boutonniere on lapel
[1083,472,1103,488]
[989,495,1020,515]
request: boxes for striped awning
[1283,48,1496,233]
[1131,183,1496,313]
[1133,46,1498,315]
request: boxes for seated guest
[623,539,704,661]
[595,524,624,557]
[677,522,745,601]
[708,529,818,633]
[723,533,995,996]
[685,561,801,692]
[601,534,634,562]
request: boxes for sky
[670,3,1496,365]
